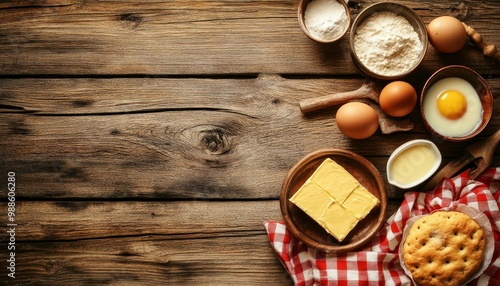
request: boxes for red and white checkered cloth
[265,168,500,285]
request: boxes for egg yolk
[437,90,467,119]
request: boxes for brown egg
[335,102,378,139]
[427,16,467,53]
[379,81,417,117]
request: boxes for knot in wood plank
[44,260,60,274]
[117,13,144,29]
[200,128,231,155]
[451,2,473,21]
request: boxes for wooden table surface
[1,0,499,284]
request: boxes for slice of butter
[309,159,360,204]
[290,158,380,242]
[289,181,335,220]
[320,201,359,242]
[343,185,380,220]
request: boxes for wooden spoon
[299,79,381,114]
[363,100,414,135]
[299,79,414,134]
[421,129,500,191]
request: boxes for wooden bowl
[280,149,387,253]
[298,0,350,43]
[349,2,428,80]
[420,65,493,142]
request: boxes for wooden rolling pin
[462,22,500,62]
[299,79,381,113]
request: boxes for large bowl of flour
[349,2,428,80]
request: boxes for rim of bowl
[386,139,442,189]
[420,65,493,142]
[349,2,428,80]
[298,0,351,43]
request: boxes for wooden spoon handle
[299,80,380,114]
[463,22,500,62]
[423,129,500,190]
[299,90,367,113]
[363,100,414,134]
[467,129,500,178]
[421,152,475,191]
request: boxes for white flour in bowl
[353,11,423,76]
[304,0,348,41]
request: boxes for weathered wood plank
[0,0,498,75]
[0,200,402,285]
[0,110,382,199]
[1,200,401,241]
[1,75,499,115]
[3,233,293,285]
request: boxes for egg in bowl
[422,77,482,137]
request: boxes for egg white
[422,77,482,137]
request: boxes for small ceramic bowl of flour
[298,0,351,43]
[350,2,428,80]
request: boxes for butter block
[289,158,380,242]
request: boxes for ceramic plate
[280,148,387,253]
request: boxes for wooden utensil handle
[363,100,414,134]
[299,81,379,114]
[299,90,366,113]
[421,152,475,191]
[463,22,500,62]
[467,129,500,178]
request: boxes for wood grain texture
[0,200,400,285]
[5,201,284,241]
[4,233,293,285]
[0,0,499,75]
[0,200,398,241]
[1,0,500,284]
[1,76,499,199]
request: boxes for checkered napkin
[265,168,500,285]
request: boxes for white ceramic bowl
[386,140,441,189]
[298,0,351,43]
